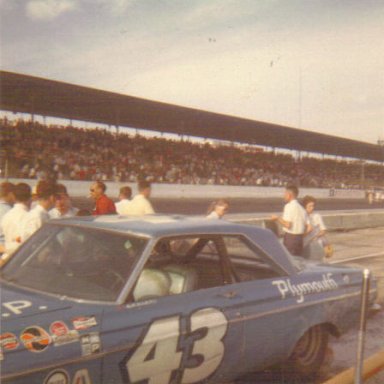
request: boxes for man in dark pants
[271,185,310,257]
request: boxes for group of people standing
[91,180,154,216]
[271,185,331,259]
[0,179,155,265]
[0,180,330,265]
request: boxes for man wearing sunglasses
[90,181,116,215]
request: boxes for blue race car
[0,215,376,383]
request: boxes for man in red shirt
[90,181,116,215]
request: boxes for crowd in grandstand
[1,118,383,188]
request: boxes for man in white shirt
[22,180,57,241]
[49,184,78,218]
[115,186,132,215]
[127,181,155,215]
[0,182,15,254]
[271,185,309,257]
[1,183,31,262]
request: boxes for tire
[284,325,329,379]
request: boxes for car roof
[50,215,297,274]
[52,215,244,237]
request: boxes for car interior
[132,235,281,302]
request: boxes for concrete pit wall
[229,210,384,233]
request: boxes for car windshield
[1,224,148,302]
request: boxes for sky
[1,0,384,144]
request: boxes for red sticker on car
[72,316,97,330]
[20,326,51,353]
[0,333,19,350]
[49,321,69,337]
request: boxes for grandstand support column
[114,107,120,136]
[378,138,384,165]
[360,160,366,189]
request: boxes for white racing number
[127,316,182,384]
[182,308,227,383]
[125,308,228,384]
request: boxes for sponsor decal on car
[0,332,19,350]
[272,273,339,303]
[20,326,51,353]
[50,321,69,337]
[81,332,101,356]
[49,321,80,346]
[72,316,97,331]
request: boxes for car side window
[131,236,229,302]
[223,236,281,281]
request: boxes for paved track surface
[73,197,383,215]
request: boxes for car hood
[0,282,72,321]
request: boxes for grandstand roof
[1,70,383,162]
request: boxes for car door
[100,235,246,384]
[221,235,304,372]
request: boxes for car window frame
[122,231,289,304]
[223,234,288,280]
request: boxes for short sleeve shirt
[93,195,116,215]
[308,212,326,231]
[282,199,307,235]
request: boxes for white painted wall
[1,178,365,199]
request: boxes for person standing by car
[127,181,155,215]
[302,195,333,259]
[206,199,229,219]
[1,183,31,262]
[49,184,79,218]
[0,182,15,255]
[21,180,57,241]
[271,185,309,257]
[115,185,132,215]
[90,180,116,215]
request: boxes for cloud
[87,0,135,15]
[0,0,15,10]
[26,0,76,21]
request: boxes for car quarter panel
[239,266,365,371]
